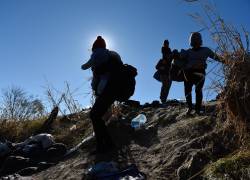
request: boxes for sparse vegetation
[0,117,47,142]
[51,112,93,147]
[45,82,83,116]
[204,150,250,179]
[0,86,45,121]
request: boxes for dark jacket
[161,47,172,60]
[156,58,172,75]
[184,47,220,70]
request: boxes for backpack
[94,51,137,102]
[115,64,137,102]
[170,64,184,82]
[170,53,187,82]
[153,70,161,82]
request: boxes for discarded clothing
[88,163,146,180]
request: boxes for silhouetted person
[82,36,117,96]
[183,32,219,115]
[81,36,128,153]
[156,40,172,103]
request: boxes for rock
[177,150,210,180]
[0,174,33,180]
[142,103,150,108]
[123,100,141,108]
[46,143,67,159]
[0,156,35,176]
[151,100,160,108]
[18,167,38,176]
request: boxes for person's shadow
[108,116,159,148]
[97,117,160,164]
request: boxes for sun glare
[89,34,114,50]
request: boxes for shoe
[185,108,193,116]
[161,99,166,104]
[195,110,201,115]
[195,110,205,116]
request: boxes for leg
[195,74,205,113]
[184,73,193,110]
[160,75,172,103]
[165,76,172,101]
[90,89,116,152]
[91,74,100,94]
[160,75,167,103]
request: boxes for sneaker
[195,110,205,116]
[185,108,193,116]
[161,99,166,104]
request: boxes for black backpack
[115,64,137,102]
[94,51,137,102]
[170,64,184,82]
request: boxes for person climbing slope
[81,36,137,153]
[183,32,220,115]
[155,40,173,103]
[81,36,118,96]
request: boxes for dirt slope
[29,101,239,180]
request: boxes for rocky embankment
[1,101,241,179]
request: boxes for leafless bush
[45,82,82,115]
[0,86,45,121]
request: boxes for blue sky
[0,0,249,108]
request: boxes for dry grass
[210,16,250,141]
[0,117,47,142]
[35,109,90,147]
[45,81,82,116]
[0,110,93,148]
[204,149,250,179]
[221,54,250,139]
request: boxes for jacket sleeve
[81,59,92,70]
[81,53,96,70]
[208,48,221,62]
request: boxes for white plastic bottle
[131,114,147,129]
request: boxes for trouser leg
[184,80,193,109]
[160,75,172,102]
[91,74,100,95]
[195,75,205,112]
[90,91,115,151]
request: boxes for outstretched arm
[208,48,222,63]
[81,59,92,70]
[81,53,95,70]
